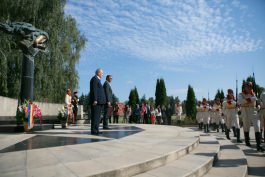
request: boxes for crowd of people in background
[106,102,177,126]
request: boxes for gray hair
[95,68,102,75]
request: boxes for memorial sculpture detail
[0,22,49,104]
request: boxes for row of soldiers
[196,82,265,152]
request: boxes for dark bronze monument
[0,22,49,104]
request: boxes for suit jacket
[89,75,106,105]
[103,81,113,103]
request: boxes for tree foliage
[155,78,167,107]
[214,89,225,101]
[128,87,140,108]
[185,85,196,119]
[0,0,86,103]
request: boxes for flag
[27,103,34,129]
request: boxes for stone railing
[0,96,83,124]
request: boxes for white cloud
[126,80,134,84]
[65,0,262,63]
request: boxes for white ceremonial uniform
[196,105,203,123]
[259,91,265,131]
[238,92,260,132]
[223,99,240,129]
[176,105,183,121]
[202,104,210,124]
[212,103,222,124]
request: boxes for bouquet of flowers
[33,104,42,124]
[17,100,30,124]
[17,100,42,130]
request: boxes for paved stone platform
[0,124,199,177]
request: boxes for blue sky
[65,0,265,102]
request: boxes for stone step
[72,127,200,177]
[203,135,248,177]
[133,134,220,177]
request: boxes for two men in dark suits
[89,68,106,135]
[103,75,113,129]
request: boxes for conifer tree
[155,78,167,107]
[185,85,196,119]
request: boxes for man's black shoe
[91,131,103,135]
[103,127,111,130]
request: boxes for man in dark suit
[89,68,106,135]
[103,75,113,129]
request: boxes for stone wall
[0,96,83,124]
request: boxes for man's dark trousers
[91,104,104,134]
[103,105,111,128]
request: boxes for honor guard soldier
[222,89,242,142]
[212,98,222,132]
[202,98,210,133]
[259,90,265,142]
[238,82,264,152]
[196,101,203,130]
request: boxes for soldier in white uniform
[238,82,264,152]
[196,101,203,130]
[223,89,242,142]
[202,98,210,133]
[175,102,183,123]
[259,90,265,142]
[212,98,222,132]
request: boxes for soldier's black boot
[226,128,231,140]
[212,123,216,131]
[244,132,251,147]
[204,124,206,133]
[236,128,242,143]
[221,123,225,132]
[263,130,265,143]
[198,123,201,130]
[255,132,264,152]
[206,124,209,133]
[232,126,237,137]
[260,129,264,143]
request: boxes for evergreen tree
[168,96,175,114]
[128,89,137,108]
[215,89,221,100]
[0,49,8,96]
[220,90,225,100]
[155,79,160,107]
[185,85,196,119]
[155,78,167,107]
[160,78,167,106]
[141,94,146,104]
[134,87,140,105]
[215,89,225,101]
[79,93,85,105]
